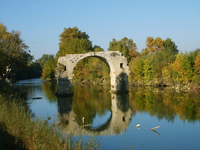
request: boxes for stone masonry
[56,51,130,96]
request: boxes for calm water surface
[16,78,200,150]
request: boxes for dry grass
[0,81,99,150]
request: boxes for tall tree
[171,54,185,83]
[57,27,93,59]
[108,37,138,62]
[142,37,164,55]
[0,23,32,81]
[59,27,89,43]
[163,38,179,54]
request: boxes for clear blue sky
[0,0,200,59]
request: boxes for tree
[59,27,89,43]
[129,57,144,81]
[36,54,54,68]
[108,37,138,62]
[183,52,197,81]
[41,57,56,80]
[56,27,93,59]
[0,23,32,81]
[93,45,104,52]
[171,54,185,83]
[58,38,92,56]
[194,50,200,74]
[142,37,164,55]
[56,27,109,83]
[163,38,178,54]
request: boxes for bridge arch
[56,51,129,96]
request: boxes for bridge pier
[56,77,73,96]
[110,72,129,94]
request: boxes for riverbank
[0,80,99,150]
[71,78,200,94]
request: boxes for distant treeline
[1,23,200,88]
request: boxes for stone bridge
[57,93,132,136]
[56,51,130,96]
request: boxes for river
[15,78,200,150]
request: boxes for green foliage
[130,46,200,86]
[41,57,56,80]
[55,26,110,83]
[59,26,89,43]
[108,37,138,62]
[0,23,34,81]
[163,38,179,54]
[93,45,104,52]
[129,57,144,81]
[169,52,198,84]
[143,57,153,81]
[129,56,153,84]
[183,52,197,81]
[56,27,100,83]
[151,50,176,79]
[58,38,92,56]
[56,27,93,60]
[36,54,54,68]
[73,57,110,84]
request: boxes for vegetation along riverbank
[1,23,200,90]
[0,81,99,150]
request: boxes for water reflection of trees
[72,84,111,125]
[57,85,132,135]
[129,87,200,122]
[41,81,57,101]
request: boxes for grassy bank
[0,81,99,150]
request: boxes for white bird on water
[136,124,140,129]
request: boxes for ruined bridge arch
[56,51,129,96]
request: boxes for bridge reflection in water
[57,93,132,136]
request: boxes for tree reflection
[55,84,200,136]
[41,81,57,101]
[129,87,200,122]
[72,84,111,125]
[57,85,132,135]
